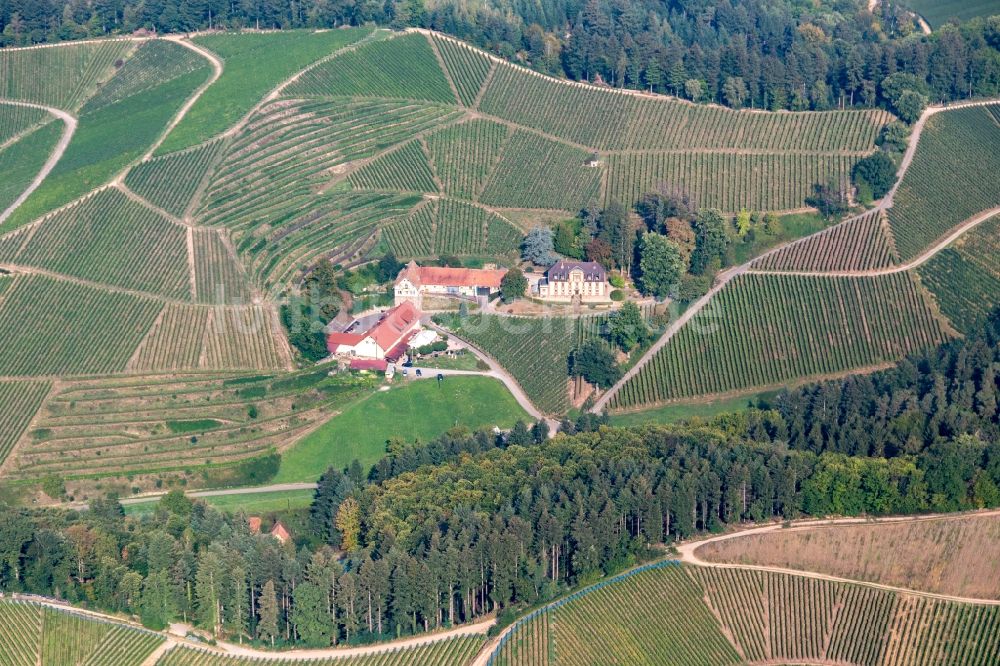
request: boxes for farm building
[327,301,423,361]
[394,260,507,308]
[535,260,611,302]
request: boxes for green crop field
[286,32,456,104]
[611,272,950,408]
[157,635,485,665]
[125,138,227,218]
[887,105,1000,261]
[159,27,373,153]
[349,139,439,193]
[493,563,1000,665]
[0,275,162,377]
[6,369,375,481]
[0,119,63,217]
[903,0,1000,28]
[0,40,135,110]
[0,600,164,666]
[12,188,190,299]
[753,209,899,272]
[426,119,510,200]
[2,67,211,232]
[0,380,50,466]
[274,375,530,483]
[0,103,48,143]
[919,213,1000,333]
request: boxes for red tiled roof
[368,301,421,350]
[397,261,506,289]
[248,517,262,534]
[270,521,291,543]
[384,331,418,362]
[327,331,364,353]
[350,358,388,371]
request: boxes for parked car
[402,369,408,377]
[415,369,423,377]
[437,373,444,381]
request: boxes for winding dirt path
[592,96,1000,414]
[0,101,76,226]
[127,35,223,172]
[676,508,1000,606]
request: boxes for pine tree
[258,580,279,647]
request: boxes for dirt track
[0,101,76,226]
[592,96,1000,414]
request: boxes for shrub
[610,289,625,301]
[609,274,626,288]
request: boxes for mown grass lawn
[609,390,779,427]
[274,375,529,482]
[125,488,314,516]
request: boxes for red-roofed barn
[394,261,507,308]
[327,301,422,361]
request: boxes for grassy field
[274,375,529,483]
[608,390,779,427]
[125,488,314,516]
[903,0,1000,28]
[698,513,1000,600]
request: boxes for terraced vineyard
[918,213,1000,333]
[753,210,899,272]
[192,228,252,303]
[0,119,64,216]
[157,635,485,665]
[161,27,373,153]
[887,104,1000,260]
[128,304,288,372]
[5,369,373,482]
[432,34,495,107]
[82,39,208,113]
[0,600,164,666]
[349,139,439,193]
[425,119,510,200]
[611,272,950,407]
[478,130,602,210]
[493,564,1000,665]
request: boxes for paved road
[0,100,77,225]
[592,96,1000,414]
[426,321,561,433]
